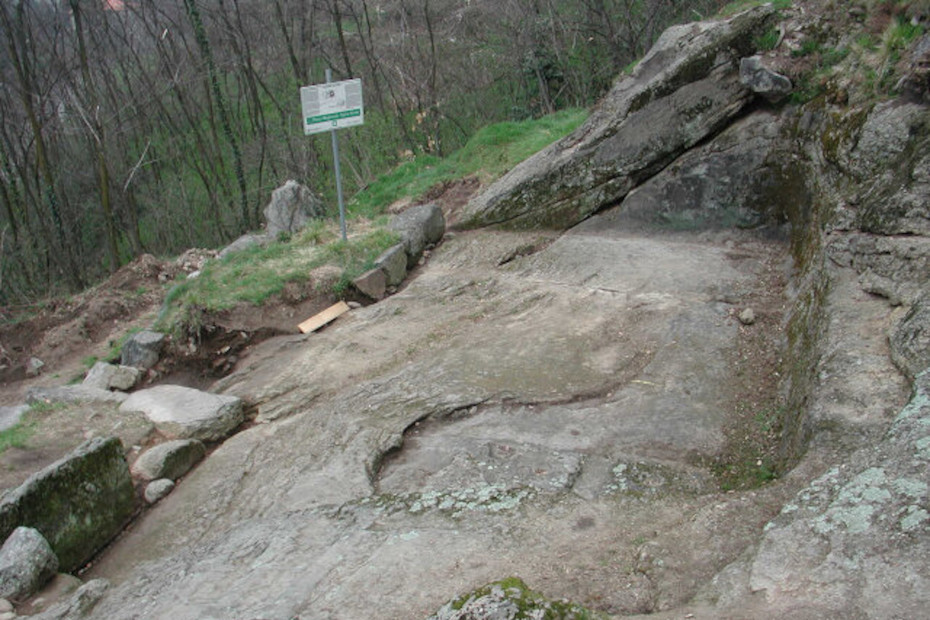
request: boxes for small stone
[25,357,44,377]
[0,611,14,620]
[347,302,362,310]
[131,439,205,482]
[739,308,756,325]
[0,597,12,612]
[144,479,175,504]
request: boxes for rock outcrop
[0,438,134,573]
[456,5,776,229]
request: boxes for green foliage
[350,109,588,219]
[0,419,35,455]
[754,27,782,51]
[884,17,925,55]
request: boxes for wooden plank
[297,301,351,334]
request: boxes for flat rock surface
[87,221,800,619]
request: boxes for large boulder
[0,438,135,573]
[82,361,141,392]
[456,5,777,230]
[120,330,165,370]
[263,180,325,238]
[0,527,58,601]
[389,203,446,268]
[119,385,244,442]
[130,439,206,482]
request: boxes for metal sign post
[300,71,364,241]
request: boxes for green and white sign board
[301,78,364,135]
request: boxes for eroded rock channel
[82,219,791,619]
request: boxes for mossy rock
[428,577,606,619]
[0,437,135,573]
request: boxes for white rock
[0,527,58,601]
[144,479,175,504]
[120,385,244,442]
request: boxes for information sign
[301,79,364,135]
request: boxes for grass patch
[155,224,399,334]
[754,26,782,51]
[349,108,587,219]
[0,406,48,455]
[0,422,34,454]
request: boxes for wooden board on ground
[298,301,351,334]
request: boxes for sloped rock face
[456,5,776,230]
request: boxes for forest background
[0,0,734,303]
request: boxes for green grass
[754,26,782,51]
[155,225,400,334]
[349,108,588,219]
[0,414,38,455]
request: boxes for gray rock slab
[0,438,134,573]
[120,330,165,370]
[119,386,244,442]
[376,243,408,287]
[85,223,778,620]
[82,362,141,392]
[263,180,324,238]
[389,203,445,267]
[0,406,28,433]
[457,5,776,230]
[353,268,387,300]
[144,479,175,505]
[0,527,58,601]
[131,439,206,482]
[25,385,128,406]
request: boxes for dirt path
[78,210,797,619]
